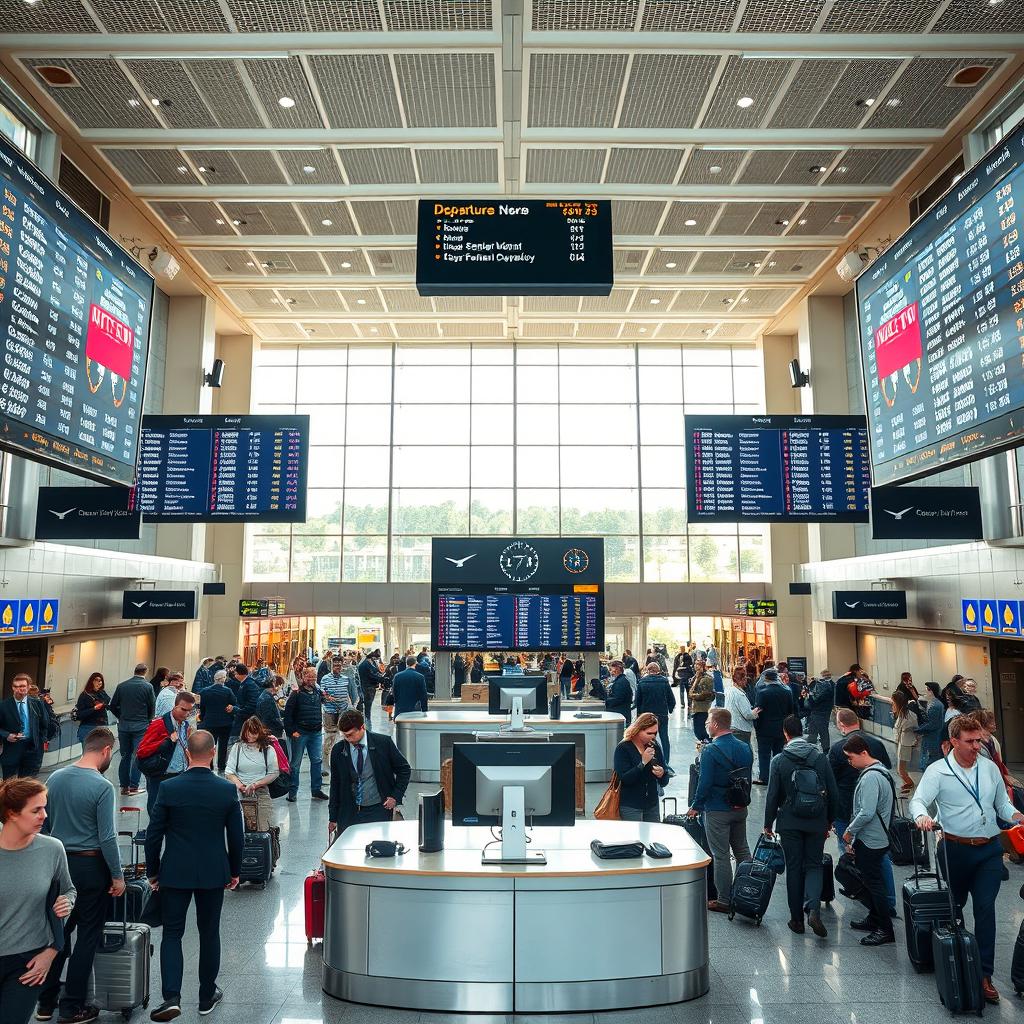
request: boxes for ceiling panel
[433,296,504,314]
[185,61,267,129]
[250,323,307,339]
[220,202,310,235]
[678,150,744,186]
[672,289,738,313]
[526,148,606,183]
[528,53,629,128]
[615,249,650,274]
[308,55,403,129]
[580,288,635,313]
[791,201,873,235]
[605,148,683,185]
[277,149,345,186]
[384,0,492,31]
[394,322,441,338]
[223,287,287,312]
[124,60,219,129]
[522,296,582,313]
[350,200,417,235]
[369,250,417,275]
[661,202,723,235]
[302,323,360,339]
[738,1,827,32]
[295,201,358,235]
[151,201,235,235]
[382,290,436,313]
[701,57,796,130]
[241,57,323,129]
[321,252,372,275]
[710,202,802,235]
[340,147,417,185]
[630,288,677,312]
[196,149,289,185]
[934,0,1024,32]
[619,54,720,129]
[824,148,922,186]
[416,148,499,183]
[640,0,740,31]
[658,323,718,339]
[533,1,639,31]
[690,251,771,274]
[821,1,937,33]
[394,53,496,128]
[188,249,262,276]
[225,1,384,32]
[521,321,573,337]
[251,251,328,274]
[810,60,904,130]
[440,323,505,338]
[0,0,97,32]
[646,251,699,275]
[278,289,349,313]
[739,287,799,313]
[103,148,202,186]
[613,200,667,236]
[89,0,230,32]
[759,249,828,275]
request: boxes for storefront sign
[962,598,1021,636]
[0,599,61,636]
[734,599,778,617]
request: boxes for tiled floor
[70,703,1024,1024]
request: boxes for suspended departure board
[686,414,871,523]
[0,131,153,485]
[131,414,308,523]
[415,199,613,296]
[856,117,1024,484]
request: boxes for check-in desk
[321,820,710,1013]
[394,709,624,783]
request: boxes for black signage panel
[34,485,141,540]
[415,199,613,297]
[431,537,605,652]
[832,590,908,620]
[122,589,197,620]
[203,582,226,595]
[130,414,308,523]
[870,485,984,540]
[687,414,871,523]
[786,656,808,676]
[0,132,153,485]
[856,118,1024,484]
[789,582,812,595]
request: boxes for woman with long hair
[225,716,279,836]
[612,712,667,823]
[0,778,75,1024]
[891,690,917,794]
[148,666,169,698]
[73,672,110,745]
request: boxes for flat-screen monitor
[131,414,308,522]
[0,131,153,485]
[487,677,547,716]
[416,199,613,297]
[451,741,576,828]
[686,414,871,523]
[855,116,1024,484]
[431,537,605,651]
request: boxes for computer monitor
[451,741,575,864]
[487,677,547,730]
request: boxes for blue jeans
[289,731,324,797]
[117,726,146,789]
[939,837,1003,975]
[834,818,896,911]
[919,737,940,771]
[77,722,99,745]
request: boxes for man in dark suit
[196,669,235,773]
[452,653,466,697]
[0,672,59,778]
[635,663,676,766]
[145,731,243,1022]
[328,709,411,837]
[228,663,261,743]
[753,669,795,785]
[391,656,429,717]
[604,659,633,725]
[357,651,386,717]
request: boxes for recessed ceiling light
[736,96,755,109]
[886,97,901,107]
[321,219,333,226]
[799,218,808,225]
[215,218,224,225]
[278,96,296,108]
[741,297,750,303]
[356,298,366,305]
[665,261,677,269]
[856,97,876,107]
[837,166,849,174]
[370,328,379,334]
[341,261,351,268]
[650,298,661,305]
[753,261,761,268]
[198,166,214,173]
[639,328,648,334]
[709,165,723,174]
[702,328,713,336]
[809,165,825,174]
[989,1,1003,6]
[128,98,141,108]
[776,219,789,226]
[245,261,254,267]
[684,218,698,227]
[232,219,246,226]
[270,298,279,304]
[150,98,160,106]
[768,260,777,268]
[302,165,316,174]
[177,165,188,174]
[722,298,733,305]
[261,262,271,268]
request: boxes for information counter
[321,820,710,1013]
[394,709,624,782]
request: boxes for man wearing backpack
[840,735,896,946]
[688,707,753,912]
[764,715,840,938]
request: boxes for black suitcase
[821,852,835,905]
[687,762,699,805]
[662,798,716,902]
[889,797,928,868]
[240,831,273,887]
[1011,919,1024,996]
[835,852,868,902]
[903,832,950,973]
[108,817,152,923]
[729,859,775,925]
[931,834,985,1016]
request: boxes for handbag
[753,833,786,875]
[263,744,292,799]
[590,839,645,860]
[365,840,407,858]
[593,773,621,820]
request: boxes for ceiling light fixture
[150,98,160,106]
[370,328,379,334]
[215,218,224,225]
[650,299,661,305]
[684,218,697,227]
[128,98,141,107]
[798,218,808,225]
[356,298,366,305]
[665,261,677,269]
[177,165,188,173]
[302,165,316,173]
[278,96,296,108]
[245,261,254,267]
[856,97,876,107]
[838,166,849,173]
[809,165,825,174]
[639,328,647,334]
[709,165,723,174]
[776,219,790,226]
[341,261,351,268]
[887,97,901,107]
[736,96,755,108]
[321,218,333,226]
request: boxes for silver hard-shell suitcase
[92,900,152,1020]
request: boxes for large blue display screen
[856,118,1024,483]
[686,414,870,523]
[131,414,308,522]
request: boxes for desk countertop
[394,710,624,726]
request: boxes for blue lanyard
[943,755,984,814]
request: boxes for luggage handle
[101,882,130,953]
[662,796,677,816]
[934,827,959,925]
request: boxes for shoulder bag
[265,743,292,799]
[594,772,622,820]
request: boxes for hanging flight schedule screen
[856,117,1024,483]
[0,130,153,485]
[415,199,613,297]
[131,414,308,523]
[686,414,871,523]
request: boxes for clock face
[563,547,589,574]
[499,540,539,582]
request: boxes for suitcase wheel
[728,912,735,921]
[755,917,762,926]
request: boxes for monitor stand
[481,785,546,865]
[500,695,533,733]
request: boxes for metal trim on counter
[322,967,513,1014]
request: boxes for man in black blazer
[145,730,243,1022]
[0,673,59,778]
[328,709,411,836]
[196,668,235,773]
[753,669,796,785]
[390,656,429,717]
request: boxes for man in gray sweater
[109,664,155,796]
[841,734,896,947]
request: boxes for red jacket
[136,712,190,760]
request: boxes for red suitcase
[304,869,325,945]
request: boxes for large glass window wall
[245,343,768,584]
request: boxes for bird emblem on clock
[499,540,539,582]
[563,547,589,574]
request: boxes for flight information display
[431,537,605,651]
[686,414,871,523]
[856,117,1024,484]
[131,414,308,522]
[0,132,153,485]
[415,199,613,297]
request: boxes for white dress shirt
[725,685,756,729]
[909,753,1016,839]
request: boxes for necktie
[356,744,365,806]
[19,700,29,737]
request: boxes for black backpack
[710,745,751,808]
[785,753,827,818]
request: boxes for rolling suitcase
[889,796,928,868]
[835,852,868,902]
[305,868,326,945]
[240,831,273,888]
[903,830,950,973]
[1011,919,1024,996]
[753,833,785,875]
[108,811,152,923]
[821,852,835,905]
[92,897,152,1020]
[932,834,985,1016]
[662,798,716,902]
[729,859,775,925]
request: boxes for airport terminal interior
[3,1,1024,1023]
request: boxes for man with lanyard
[910,714,1023,1005]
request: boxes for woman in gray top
[0,777,75,1024]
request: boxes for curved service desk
[394,709,624,783]
[321,820,710,1013]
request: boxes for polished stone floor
[74,702,1024,1024]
